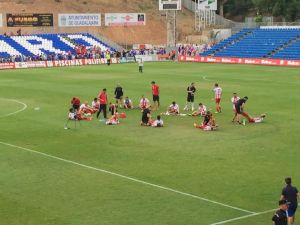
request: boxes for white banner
[58,14,101,27]
[135,55,158,62]
[0,14,3,27]
[198,0,217,10]
[105,13,146,26]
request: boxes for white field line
[211,202,300,225]
[209,208,277,225]
[0,98,27,118]
[0,141,256,215]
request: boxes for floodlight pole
[166,10,176,48]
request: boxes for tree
[218,0,228,17]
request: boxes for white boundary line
[0,98,27,118]
[209,208,277,225]
[0,141,255,215]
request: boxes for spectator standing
[281,177,300,225]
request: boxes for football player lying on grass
[79,101,98,115]
[194,111,218,131]
[189,103,207,117]
[106,114,120,125]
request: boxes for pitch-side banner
[178,55,300,67]
[6,13,53,27]
[105,13,146,26]
[58,14,101,27]
[0,14,3,27]
[0,58,119,70]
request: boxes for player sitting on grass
[152,115,164,127]
[106,114,120,125]
[65,107,92,129]
[91,97,100,111]
[68,108,77,120]
[234,96,266,125]
[139,95,150,110]
[161,101,179,115]
[194,111,217,131]
[141,105,153,126]
[71,97,81,111]
[190,103,207,116]
[123,96,133,109]
[109,102,118,116]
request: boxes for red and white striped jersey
[139,97,150,108]
[169,104,179,113]
[198,105,207,114]
[213,87,222,99]
[231,96,240,108]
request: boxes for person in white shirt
[213,83,222,113]
[231,93,240,122]
[64,108,78,129]
[162,101,179,115]
[91,97,100,110]
[191,103,207,116]
[152,115,164,127]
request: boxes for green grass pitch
[0,62,299,225]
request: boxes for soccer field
[1,62,299,225]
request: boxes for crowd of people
[65,62,266,131]
[177,43,214,56]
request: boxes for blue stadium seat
[0,33,116,59]
[201,28,300,60]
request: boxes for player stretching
[234,96,266,125]
[194,111,217,131]
[213,83,222,113]
[151,81,160,110]
[184,82,196,111]
[231,93,240,122]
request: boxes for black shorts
[187,95,194,102]
[235,106,243,114]
[73,104,80,110]
[115,95,123,100]
[153,95,159,102]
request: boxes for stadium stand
[201,28,300,60]
[0,33,116,60]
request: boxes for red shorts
[215,98,221,104]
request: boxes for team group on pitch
[68,80,266,130]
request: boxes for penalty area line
[0,141,255,215]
